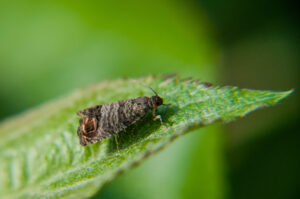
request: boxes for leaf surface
[0,76,293,199]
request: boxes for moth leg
[152,108,156,117]
[114,134,119,152]
[152,108,166,126]
[153,114,165,126]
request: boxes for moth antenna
[147,86,158,96]
[130,79,159,96]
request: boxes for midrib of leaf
[0,76,293,199]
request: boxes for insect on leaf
[0,75,293,199]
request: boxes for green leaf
[0,76,293,199]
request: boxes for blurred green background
[0,0,298,199]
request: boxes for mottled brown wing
[77,105,102,118]
[76,97,151,146]
[96,97,151,139]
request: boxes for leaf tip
[279,89,295,100]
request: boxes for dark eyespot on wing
[77,126,103,146]
[77,126,88,146]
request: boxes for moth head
[150,95,163,107]
[81,117,97,135]
[147,86,163,108]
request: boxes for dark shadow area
[193,0,300,46]
[229,116,300,199]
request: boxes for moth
[77,87,164,147]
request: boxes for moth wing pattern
[95,97,151,138]
[77,120,101,146]
[77,96,151,146]
[77,105,103,118]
